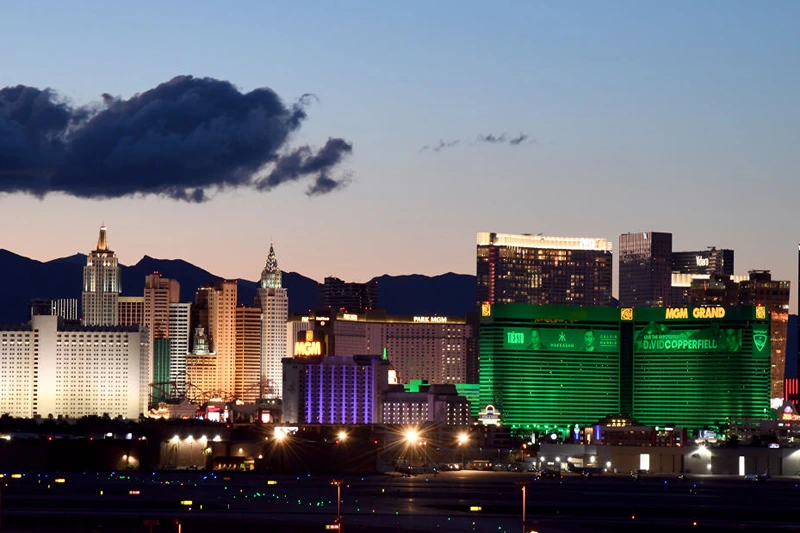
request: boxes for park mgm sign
[294,329,327,357]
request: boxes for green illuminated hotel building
[479,304,771,431]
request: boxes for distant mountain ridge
[0,250,476,325]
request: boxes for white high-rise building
[0,315,147,419]
[257,243,288,398]
[169,302,192,396]
[82,225,121,326]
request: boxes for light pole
[405,429,419,470]
[331,479,345,531]
[458,433,468,468]
[516,480,530,533]
[187,436,195,468]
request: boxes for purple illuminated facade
[282,354,391,424]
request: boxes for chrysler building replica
[258,243,288,398]
[82,224,121,326]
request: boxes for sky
[1,1,798,311]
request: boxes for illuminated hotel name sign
[413,316,448,323]
[295,330,325,357]
[665,307,726,320]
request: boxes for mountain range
[0,250,476,325]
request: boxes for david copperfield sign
[635,323,741,353]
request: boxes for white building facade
[258,243,288,399]
[0,315,147,419]
[168,302,191,396]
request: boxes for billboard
[504,327,618,353]
[634,322,742,353]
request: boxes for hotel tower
[82,224,121,326]
[258,243,288,398]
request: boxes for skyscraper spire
[260,242,282,289]
[96,224,109,252]
[83,224,121,326]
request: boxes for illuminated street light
[338,430,348,443]
[405,429,419,444]
[458,433,469,467]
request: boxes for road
[2,470,799,532]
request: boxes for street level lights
[458,433,469,467]
[331,478,345,531]
[516,479,530,533]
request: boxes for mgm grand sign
[295,329,327,357]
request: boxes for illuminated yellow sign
[665,307,725,320]
[481,303,491,317]
[620,308,633,321]
[665,308,689,319]
[756,306,766,319]
[342,313,358,321]
[693,307,725,319]
[295,341,322,356]
[413,316,448,323]
[295,329,326,356]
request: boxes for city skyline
[1,2,798,313]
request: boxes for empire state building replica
[82,224,121,326]
[258,243,288,398]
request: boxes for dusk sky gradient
[1,1,798,311]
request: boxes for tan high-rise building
[185,327,217,404]
[118,297,144,327]
[235,306,262,403]
[144,273,180,338]
[257,243,288,398]
[738,270,791,406]
[82,225,121,326]
[194,281,237,398]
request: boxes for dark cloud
[259,137,353,192]
[419,139,460,153]
[420,132,532,153]
[509,133,529,145]
[0,76,352,201]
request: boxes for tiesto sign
[665,307,726,320]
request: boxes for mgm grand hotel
[479,303,771,433]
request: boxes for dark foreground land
[2,470,800,533]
